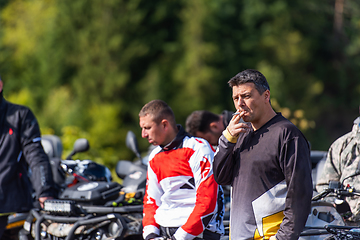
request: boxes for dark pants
[0,215,8,238]
[160,226,221,240]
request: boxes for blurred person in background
[316,109,360,224]
[0,76,56,237]
[185,110,240,146]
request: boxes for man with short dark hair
[140,99,224,240]
[185,110,243,146]
[0,77,56,237]
[213,69,312,240]
[185,111,227,146]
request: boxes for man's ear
[0,80,3,92]
[264,89,270,102]
[161,119,169,130]
[209,121,220,131]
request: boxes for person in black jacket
[0,77,56,237]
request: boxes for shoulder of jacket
[148,146,162,161]
[5,100,31,116]
[183,135,208,147]
[274,117,306,139]
[183,136,214,156]
[330,131,354,150]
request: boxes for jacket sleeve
[20,108,56,199]
[213,132,237,186]
[316,140,343,192]
[276,137,313,240]
[173,143,219,240]
[142,159,161,240]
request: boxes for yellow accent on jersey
[254,228,261,240]
[262,211,284,238]
[253,211,284,240]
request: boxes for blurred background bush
[0,0,359,175]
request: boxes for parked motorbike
[116,131,147,196]
[321,225,360,240]
[299,170,360,240]
[19,136,143,240]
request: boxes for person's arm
[213,132,237,185]
[213,112,249,185]
[173,144,219,240]
[275,137,313,240]
[143,161,162,240]
[20,109,56,201]
[316,142,342,192]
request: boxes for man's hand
[227,110,250,137]
[39,196,54,208]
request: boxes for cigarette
[232,111,241,116]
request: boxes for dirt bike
[18,135,144,240]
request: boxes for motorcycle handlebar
[312,182,360,201]
[312,189,332,201]
[300,227,330,236]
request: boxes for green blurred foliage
[1,0,360,179]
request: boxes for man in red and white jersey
[139,100,224,240]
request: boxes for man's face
[195,120,224,146]
[139,114,166,146]
[232,82,268,124]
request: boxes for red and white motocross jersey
[142,127,224,240]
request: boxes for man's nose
[236,98,244,107]
[141,129,147,138]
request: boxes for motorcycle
[320,225,360,240]
[116,131,148,197]
[299,169,360,239]
[20,135,144,240]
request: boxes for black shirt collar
[161,125,190,151]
